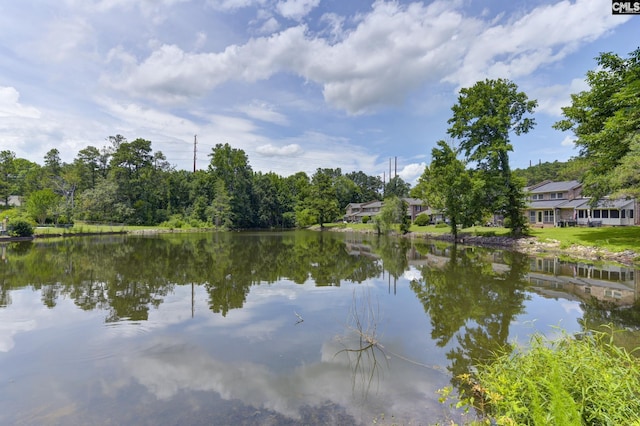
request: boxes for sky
[0,0,637,184]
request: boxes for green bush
[435,222,449,228]
[441,329,640,425]
[413,214,430,226]
[362,216,370,224]
[8,219,34,237]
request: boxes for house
[525,180,583,227]
[0,195,22,207]
[344,198,427,223]
[525,180,639,226]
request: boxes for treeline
[0,137,410,229]
[512,158,589,187]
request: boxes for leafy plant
[441,328,640,425]
[8,219,34,237]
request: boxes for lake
[1,231,638,425]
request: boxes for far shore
[2,223,638,267]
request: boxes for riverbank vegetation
[440,328,640,425]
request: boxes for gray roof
[588,198,635,209]
[526,200,569,209]
[527,180,581,194]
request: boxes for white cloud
[236,100,289,125]
[0,86,41,118]
[561,135,576,147]
[206,0,264,11]
[447,0,630,88]
[256,16,281,34]
[533,77,589,116]
[398,162,426,184]
[104,0,628,115]
[276,0,320,21]
[256,143,303,156]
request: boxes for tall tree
[0,150,16,205]
[301,168,340,228]
[384,176,410,198]
[447,78,536,235]
[554,48,640,199]
[207,179,233,228]
[208,143,255,229]
[413,141,483,239]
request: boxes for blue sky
[0,0,637,183]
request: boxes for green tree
[384,175,410,198]
[373,196,407,235]
[345,171,383,202]
[448,78,536,235]
[413,141,482,239]
[303,168,340,228]
[0,150,16,206]
[74,146,102,190]
[207,179,232,229]
[208,143,255,229]
[26,188,60,224]
[554,48,640,200]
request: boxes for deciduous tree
[448,78,536,235]
[554,48,640,200]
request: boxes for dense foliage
[0,141,384,229]
[443,330,640,425]
[554,48,640,200]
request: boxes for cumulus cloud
[398,162,426,184]
[0,86,41,118]
[276,0,320,21]
[561,135,576,147]
[256,143,303,156]
[107,0,627,115]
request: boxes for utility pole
[193,134,197,172]
[394,156,397,178]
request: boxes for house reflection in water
[527,258,638,306]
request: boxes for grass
[529,226,640,253]
[32,222,155,236]
[440,328,640,425]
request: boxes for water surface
[1,231,638,425]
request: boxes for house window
[531,194,544,200]
[610,210,619,219]
[543,210,554,222]
[622,209,626,219]
[630,210,635,219]
[578,210,585,219]
[602,210,609,219]
[529,211,536,223]
[550,192,564,199]
[593,210,601,219]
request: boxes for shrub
[435,222,449,228]
[413,214,430,226]
[362,216,370,224]
[8,219,34,237]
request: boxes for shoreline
[327,226,640,266]
[2,226,638,266]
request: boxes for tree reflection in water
[410,243,530,401]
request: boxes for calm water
[1,231,638,425]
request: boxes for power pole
[193,134,197,172]
[394,156,397,178]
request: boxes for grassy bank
[440,329,640,425]
[529,226,640,253]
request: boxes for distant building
[344,198,429,223]
[0,195,22,207]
